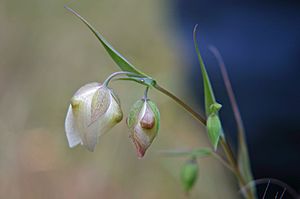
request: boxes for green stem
[220,138,255,199]
[153,83,254,199]
[153,84,206,125]
[103,71,143,87]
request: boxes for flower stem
[153,83,255,199]
[220,138,255,199]
[153,84,206,125]
[103,71,143,87]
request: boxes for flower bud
[180,157,198,192]
[65,82,123,152]
[127,99,160,158]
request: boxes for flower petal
[71,83,101,151]
[65,105,82,148]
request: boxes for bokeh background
[0,0,299,198]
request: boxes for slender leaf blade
[193,25,216,117]
[193,25,223,149]
[65,6,148,77]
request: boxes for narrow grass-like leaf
[193,25,216,117]
[65,6,149,78]
[193,25,222,150]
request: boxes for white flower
[65,82,123,151]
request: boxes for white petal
[73,87,98,151]
[68,83,101,151]
[65,105,82,148]
[83,91,123,149]
[73,82,101,98]
[66,83,122,152]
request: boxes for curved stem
[103,71,143,87]
[153,83,206,125]
[143,87,149,100]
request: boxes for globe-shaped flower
[65,82,123,151]
[127,99,160,158]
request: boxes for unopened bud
[127,99,160,158]
[181,157,198,192]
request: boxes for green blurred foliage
[0,0,239,198]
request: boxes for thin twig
[209,46,255,199]
[208,46,246,144]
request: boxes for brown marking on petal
[140,110,155,129]
[131,134,147,158]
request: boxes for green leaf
[238,140,257,197]
[193,26,223,149]
[193,25,216,117]
[65,6,150,78]
[206,114,222,150]
[159,148,212,158]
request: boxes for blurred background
[172,0,300,198]
[0,0,299,198]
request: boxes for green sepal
[127,99,144,128]
[147,100,160,132]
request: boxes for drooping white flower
[65,82,123,151]
[127,99,160,158]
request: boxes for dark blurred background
[0,0,299,198]
[171,0,300,197]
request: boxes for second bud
[127,98,160,158]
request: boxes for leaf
[159,148,212,158]
[193,25,223,149]
[193,25,216,117]
[65,6,150,78]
